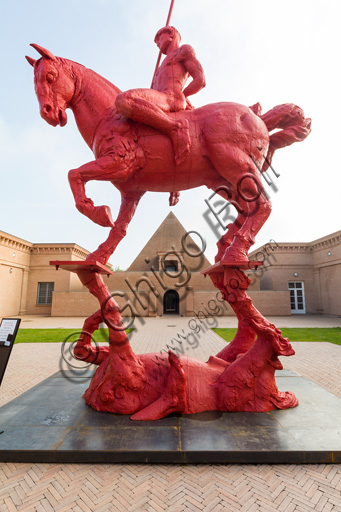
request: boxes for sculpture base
[0,369,340,464]
[201,260,263,275]
[50,260,113,276]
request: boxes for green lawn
[15,327,340,345]
[15,328,132,344]
[212,327,341,346]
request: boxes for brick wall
[0,231,32,317]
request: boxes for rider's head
[154,26,181,51]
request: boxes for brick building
[249,230,341,316]
[0,232,89,317]
[0,214,340,318]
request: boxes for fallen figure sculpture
[26,41,311,420]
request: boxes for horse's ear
[25,55,36,67]
[30,43,57,61]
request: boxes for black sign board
[0,318,21,387]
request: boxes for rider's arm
[180,45,206,98]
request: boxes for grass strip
[212,327,341,346]
[15,328,132,344]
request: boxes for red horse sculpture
[26,44,310,266]
[26,44,311,420]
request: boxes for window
[37,282,54,305]
[165,264,177,272]
[288,281,306,314]
[164,259,178,273]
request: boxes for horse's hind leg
[224,173,272,261]
[223,178,271,262]
[211,184,249,262]
[208,163,271,262]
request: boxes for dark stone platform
[0,369,340,464]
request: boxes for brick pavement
[0,316,340,511]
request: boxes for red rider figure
[115,26,206,169]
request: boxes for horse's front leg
[68,156,131,228]
[86,191,145,265]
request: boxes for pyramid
[127,212,211,271]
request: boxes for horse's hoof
[92,205,115,228]
[76,200,94,216]
[76,202,115,228]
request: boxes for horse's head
[26,44,75,127]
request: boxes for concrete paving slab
[0,369,340,464]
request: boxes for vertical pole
[150,0,176,87]
[165,0,175,26]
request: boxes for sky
[1,0,340,268]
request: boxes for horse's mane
[57,57,122,96]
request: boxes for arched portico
[163,289,179,314]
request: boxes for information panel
[0,318,21,387]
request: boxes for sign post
[0,318,21,433]
[0,317,21,386]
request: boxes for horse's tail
[253,103,311,172]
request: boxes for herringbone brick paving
[1,463,340,511]
[0,316,340,511]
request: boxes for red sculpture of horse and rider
[26,27,311,420]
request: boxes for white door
[288,282,306,314]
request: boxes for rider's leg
[115,89,190,165]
